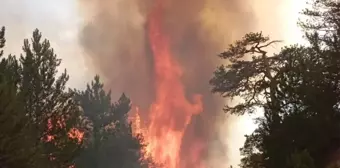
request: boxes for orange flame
[45,118,84,144]
[133,107,142,135]
[68,128,84,143]
[142,1,204,167]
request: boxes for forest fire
[45,118,84,144]
[133,1,204,168]
[77,0,256,167]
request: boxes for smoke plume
[77,0,255,167]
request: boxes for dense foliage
[0,27,154,168]
[210,0,340,168]
[74,76,154,168]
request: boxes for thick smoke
[77,0,255,167]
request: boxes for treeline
[210,0,340,168]
[0,28,156,167]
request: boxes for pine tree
[74,75,153,168]
[16,29,83,168]
[210,30,340,167]
[0,26,27,168]
[0,26,39,168]
[0,27,5,57]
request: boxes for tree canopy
[210,0,340,168]
[74,75,154,168]
[0,27,156,168]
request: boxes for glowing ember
[45,118,84,143]
[68,128,84,143]
[142,1,204,167]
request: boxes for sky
[0,0,92,89]
[0,0,307,167]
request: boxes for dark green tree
[300,0,340,51]
[0,70,39,168]
[0,26,37,168]
[0,27,5,57]
[74,75,154,168]
[210,28,340,167]
[286,150,315,168]
[15,29,84,168]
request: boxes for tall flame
[144,1,204,167]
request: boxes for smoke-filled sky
[0,0,92,88]
[0,0,306,167]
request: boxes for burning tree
[19,29,84,168]
[73,75,155,168]
[0,28,84,167]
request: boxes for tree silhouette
[211,9,340,167]
[74,75,155,168]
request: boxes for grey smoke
[77,0,255,167]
